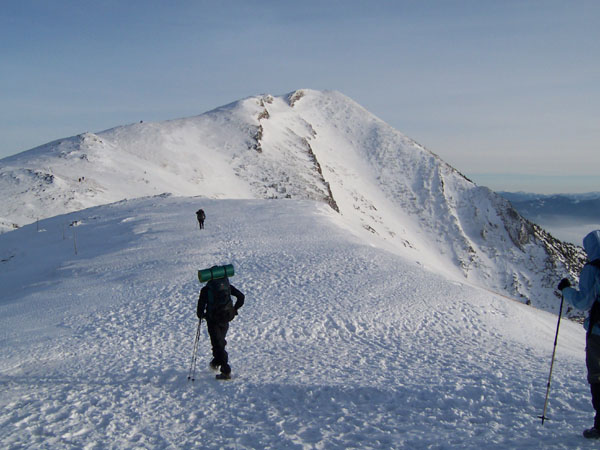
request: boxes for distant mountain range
[0,89,586,314]
[500,192,600,222]
[500,192,600,245]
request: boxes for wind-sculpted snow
[0,89,584,314]
[0,196,592,448]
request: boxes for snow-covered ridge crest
[0,89,584,313]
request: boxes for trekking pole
[539,293,565,425]
[187,319,202,382]
[187,320,201,381]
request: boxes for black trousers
[207,321,230,374]
[586,334,600,426]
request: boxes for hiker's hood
[583,230,600,262]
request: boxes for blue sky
[1,0,599,193]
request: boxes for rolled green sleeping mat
[198,264,234,283]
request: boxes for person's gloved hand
[557,278,571,291]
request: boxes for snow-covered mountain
[0,89,585,313]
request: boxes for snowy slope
[0,196,592,449]
[0,89,585,314]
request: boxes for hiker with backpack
[197,271,245,379]
[558,230,600,439]
[196,209,205,229]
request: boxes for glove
[557,278,571,291]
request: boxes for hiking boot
[215,373,231,380]
[583,427,600,439]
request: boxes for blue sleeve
[562,265,600,311]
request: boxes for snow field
[0,195,593,448]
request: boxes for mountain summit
[0,89,584,312]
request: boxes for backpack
[197,209,205,220]
[205,277,235,323]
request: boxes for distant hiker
[196,209,205,229]
[197,274,245,379]
[558,230,600,439]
